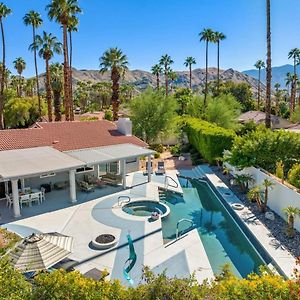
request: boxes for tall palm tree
[283,206,300,237]
[184,56,196,90]
[99,47,128,121]
[25,78,36,97]
[265,0,272,128]
[288,48,300,114]
[0,3,11,129]
[23,10,43,117]
[254,60,265,110]
[67,15,78,121]
[151,64,162,90]
[50,62,63,121]
[46,0,81,121]
[159,54,174,96]
[0,63,10,89]
[285,72,295,113]
[214,31,226,93]
[32,31,62,122]
[199,28,215,106]
[13,57,26,97]
[274,82,281,115]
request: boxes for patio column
[11,179,21,218]
[69,169,77,203]
[147,154,152,182]
[120,159,126,189]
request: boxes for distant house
[238,111,291,129]
[285,123,300,133]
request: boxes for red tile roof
[0,120,147,152]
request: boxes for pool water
[122,201,167,217]
[161,178,266,278]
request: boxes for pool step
[158,189,167,201]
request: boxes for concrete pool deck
[3,171,213,285]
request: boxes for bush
[149,144,164,153]
[154,152,160,159]
[229,127,300,173]
[184,117,236,164]
[170,144,181,156]
[275,160,284,181]
[288,163,300,189]
[104,110,113,121]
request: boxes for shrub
[154,152,160,159]
[170,144,181,156]
[149,144,164,153]
[104,110,113,121]
[275,160,284,182]
[184,117,236,164]
[288,163,300,189]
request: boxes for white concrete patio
[2,171,214,286]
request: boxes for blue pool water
[161,178,265,278]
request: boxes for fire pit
[92,234,118,250]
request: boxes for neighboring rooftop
[238,111,291,129]
[0,120,146,152]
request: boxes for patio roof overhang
[65,143,155,166]
[0,146,85,181]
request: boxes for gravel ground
[210,166,300,258]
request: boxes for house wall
[226,163,300,232]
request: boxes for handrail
[176,218,194,240]
[118,195,131,206]
[164,175,179,190]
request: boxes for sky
[5,0,300,77]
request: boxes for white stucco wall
[225,164,300,232]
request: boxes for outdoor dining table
[18,189,42,208]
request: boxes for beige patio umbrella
[8,232,74,273]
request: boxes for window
[76,166,94,174]
[126,158,137,164]
[40,172,56,178]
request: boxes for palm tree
[159,54,174,96]
[25,78,36,97]
[67,15,78,121]
[214,31,226,93]
[184,56,196,90]
[168,69,178,92]
[288,48,300,114]
[199,28,215,106]
[32,31,62,122]
[0,63,10,89]
[285,72,295,113]
[0,3,11,129]
[50,62,63,121]
[99,47,128,121]
[283,206,300,237]
[265,0,272,128]
[261,179,274,213]
[46,0,81,121]
[151,64,162,90]
[254,60,265,110]
[23,10,43,116]
[13,57,26,97]
[274,83,281,115]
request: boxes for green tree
[46,0,81,121]
[99,47,129,121]
[288,48,300,114]
[159,54,174,96]
[13,57,26,97]
[24,10,43,117]
[130,88,177,143]
[174,87,193,115]
[151,64,162,90]
[50,62,63,121]
[214,31,226,93]
[199,28,215,106]
[33,31,62,122]
[0,2,11,129]
[25,78,36,97]
[265,0,272,128]
[274,83,281,115]
[254,60,265,110]
[184,56,196,90]
[282,206,300,237]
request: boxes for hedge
[183,117,236,164]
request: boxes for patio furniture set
[6,187,46,209]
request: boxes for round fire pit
[92,234,118,250]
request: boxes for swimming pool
[161,177,267,278]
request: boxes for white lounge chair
[155,161,165,175]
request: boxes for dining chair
[30,193,40,205]
[5,194,13,209]
[40,187,46,202]
[19,194,31,209]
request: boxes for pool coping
[195,165,296,278]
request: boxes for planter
[231,203,244,211]
[92,234,118,250]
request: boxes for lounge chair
[84,175,106,188]
[77,180,95,192]
[155,161,165,175]
[101,173,122,186]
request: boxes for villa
[0,118,154,219]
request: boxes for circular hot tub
[122,200,170,218]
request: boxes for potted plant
[282,206,300,238]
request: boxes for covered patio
[0,144,154,220]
